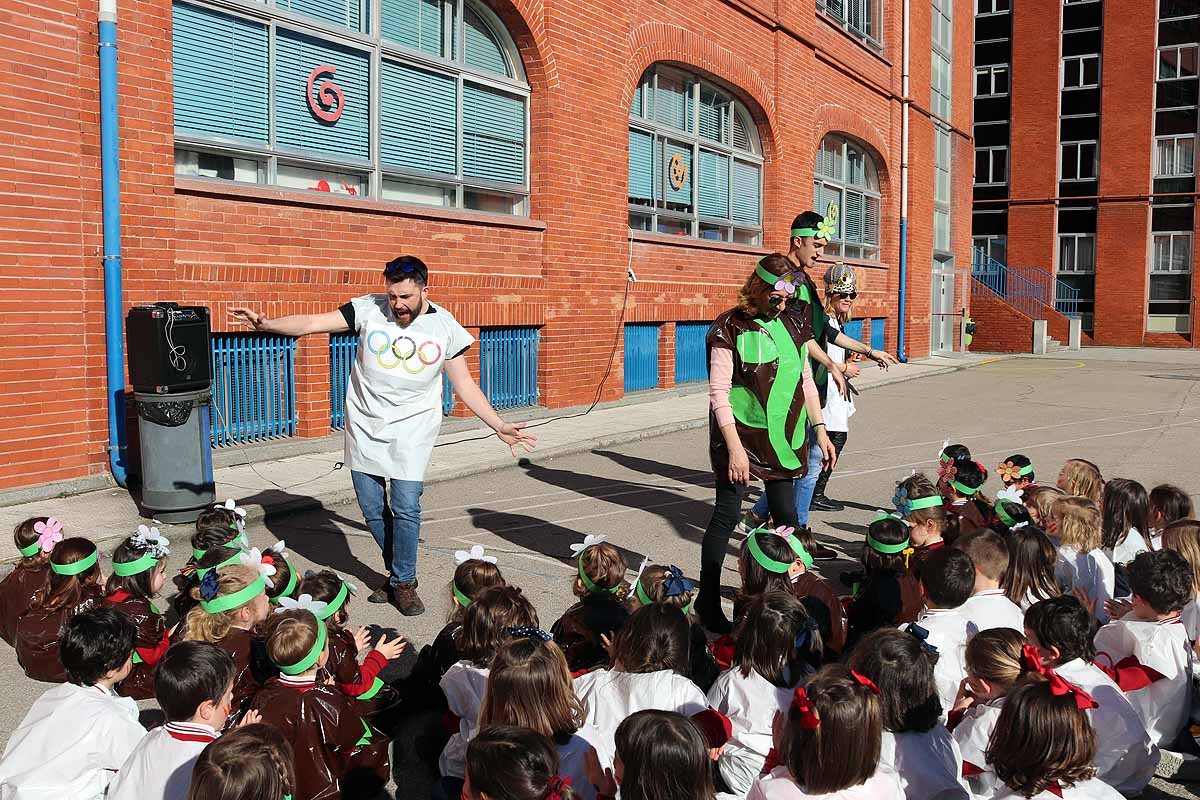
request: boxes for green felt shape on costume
[730,387,768,428]
[756,318,806,470]
[736,330,779,364]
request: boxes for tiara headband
[277,621,328,676]
[50,549,98,576]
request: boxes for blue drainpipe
[100,0,128,486]
[897,219,909,363]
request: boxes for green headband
[868,513,911,554]
[51,549,98,576]
[112,551,161,577]
[949,480,980,496]
[316,581,350,621]
[270,560,298,605]
[905,495,945,512]
[756,262,782,285]
[200,575,266,614]
[746,530,795,574]
[453,582,473,608]
[196,548,243,579]
[939,452,952,465]
[784,534,814,569]
[633,576,694,615]
[791,202,839,240]
[192,541,243,562]
[995,501,1020,528]
[1017,464,1034,476]
[18,541,41,558]
[578,553,619,594]
[277,621,327,675]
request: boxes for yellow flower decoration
[815,200,839,240]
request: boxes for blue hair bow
[663,565,694,598]
[905,623,939,657]
[199,570,221,602]
[506,626,552,642]
[794,616,818,651]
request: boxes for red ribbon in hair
[546,775,572,800]
[851,670,880,695]
[1021,645,1098,710]
[792,686,821,729]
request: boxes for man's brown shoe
[391,581,425,616]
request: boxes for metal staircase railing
[970,248,1080,320]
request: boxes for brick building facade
[1,0,973,494]
[972,0,1200,349]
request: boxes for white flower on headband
[267,540,290,560]
[996,486,1025,504]
[239,547,277,579]
[276,593,329,616]
[133,525,171,558]
[454,544,498,565]
[222,498,247,518]
[634,556,651,583]
[1010,521,1029,531]
[569,534,606,556]
[337,574,359,593]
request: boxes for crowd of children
[0,444,1198,800]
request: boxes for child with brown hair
[845,515,923,646]
[103,526,172,699]
[1022,485,1064,529]
[948,628,1025,798]
[894,474,949,581]
[707,592,821,796]
[1001,527,1062,611]
[180,562,273,724]
[250,607,390,800]
[986,674,1123,799]
[957,529,1025,632]
[441,585,540,783]
[1160,518,1200,640]
[1051,496,1115,622]
[1056,458,1103,504]
[1101,478,1151,598]
[573,602,708,768]
[0,516,59,645]
[627,562,720,691]
[1148,483,1193,549]
[593,710,717,800]
[479,632,596,800]
[846,628,969,799]
[939,459,992,542]
[465,725,573,800]
[996,454,1035,491]
[748,664,902,799]
[552,535,631,674]
[15,536,105,682]
[186,723,296,800]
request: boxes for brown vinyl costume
[214,627,278,725]
[0,564,47,645]
[103,592,169,700]
[15,584,103,682]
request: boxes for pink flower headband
[32,517,64,554]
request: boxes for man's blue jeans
[351,470,423,585]
[751,423,822,526]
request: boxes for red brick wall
[0,0,974,492]
[969,291,1034,353]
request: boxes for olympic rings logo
[366,330,443,373]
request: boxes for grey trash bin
[135,388,215,523]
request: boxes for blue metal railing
[1016,264,1082,319]
[971,248,1045,320]
[674,322,709,384]
[480,327,539,410]
[330,332,454,427]
[210,333,297,447]
[624,324,660,392]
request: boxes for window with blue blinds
[381,0,444,54]
[380,61,456,173]
[173,3,269,142]
[275,29,370,159]
[463,85,525,184]
[464,6,510,76]
[813,133,883,260]
[279,0,362,32]
[628,65,763,243]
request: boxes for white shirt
[1106,528,1150,571]
[822,320,855,433]
[574,668,707,768]
[879,728,969,800]
[748,765,904,800]
[1094,613,1192,747]
[344,296,474,480]
[951,699,1003,800]
[108,722,218,800]
[1183,596,1200,642]
[905,608,977,722]
[438,660,490,778]
[1053,658,1159,794]
[0,683,145,800]
[990,778,1125,799]
[1054,546,1114,623]
[959,590,1024,633]
[708,667,795,796]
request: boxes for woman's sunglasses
[834,291,857,300]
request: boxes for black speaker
[126,303,212,394]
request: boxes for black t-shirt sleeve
[339,302,355,331]
[449,344,471,360]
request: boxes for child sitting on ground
[1000,526,1062,611]
[845,514,923,646]
[15,536,105,683]
[1056,459,1103,504]
[552,535,631,674]
[627,561,720,691]
[894,474,949,582]
[103,526,171,699]
[464,725,570,800]
[186,723,295,800]
[957,529,1025,632]
[596,710,718,800]
[0,517,57,645]
[1023,595,1158,794]
[907,546,977,721]
[990,488,1036,536]
[1160,519,1200,640]
[948,628,1025,798]
[1051,495,1115,622]
[1023,485,1065,529]
[0,609,144,799]
[1101,478,1151,596]
[748,664,903,800]
[1148,484,1193,549]
[940,459,991,542]
[996,454,1035,491]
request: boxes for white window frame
[1058,233,1096,273]
[813,133,884,262]
[1062,54,1100,90]
[1060,140,1099,181]
[975,0,1009,15]
[973,234,1007,264]
[1155,135,1197,177]
[1152,232,1194,274]
[1159,45,1200,81]
[975,146,1008,185]
[817,0,884,49]
[974,64,1009,98]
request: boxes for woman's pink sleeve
[802,354,817,398]
[708,347,736,428]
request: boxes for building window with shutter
[627,65,764,245]
[812,133,883,261]
[171,0,530,215]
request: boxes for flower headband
[892,486,944,517]
[998,460,1035,483]
[24,517,64,557]
[747,526,813,572]
[261,542,298,604]
[113,526,172,577]
[571,535,619,594]
[1021,645,1098,710]
[755,261,800,296]
[791,200,839,240]
[299,576,357,621]
[199,571,266,613]
[454,544,497,565]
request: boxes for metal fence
[971,247,1081,320]
[479,327,539,410]
[210,333,297,447]
[674,322,709,384]
[330,332,454,428]
[624,323,660,392]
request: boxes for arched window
[172,0,530,214]
[813,134,882,260]
[627,65,764,245]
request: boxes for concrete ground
[5,349,1200,797]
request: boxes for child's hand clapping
[239,709,262,727]
[352,626,373,653]
[1104,598,1133,620]
[374,634,408,661]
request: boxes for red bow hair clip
[792,686,821,729]
[1021,645,1098,710]
[546,775,572,800]
[851,670,880,695]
